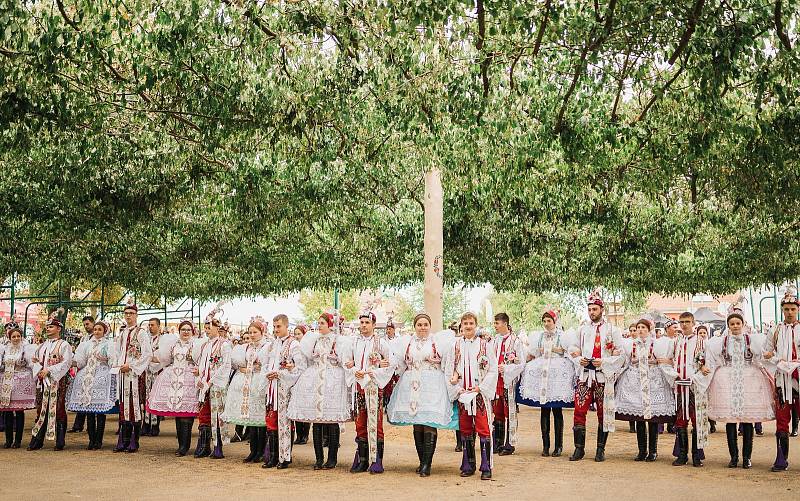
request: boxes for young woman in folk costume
[762,287,800,472]
[146,320,202,456]
[706,309,775,469]
[614,318,676,462]
[142,317,167,437]
[0,324,36,448]
[221,318,270,463]
[66,321,117,450]
[290,324,311,446]
[386,313,457,477]
[444,312,499,480]
[567,290,625,462]
[27,311,74,451]
[288,313,353,470]
[261,314,306,469]
[193,309,232,459]
[345,311,396,474]
[490,312,525,456]
[517,309,576,457]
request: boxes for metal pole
[9,272,16,319]
[334,288,340,310]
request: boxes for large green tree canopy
[1,0,798,298]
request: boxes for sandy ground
[1,407,799,501]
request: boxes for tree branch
[774,0,792,52]
[476,0,490,98]
[635,62,685,123]
[531,0,552,58]
[668,0,705,65]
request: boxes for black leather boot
[86,414,97,450]
[95,414,106,450]
[540,409,551,457]
[127,422,141,453]
[460,436,476,477]
[454,430,462,452]
[634,422,647,461]
[646,422,659,462]
[594,427,608,462]
[262,430,279,468]
[672,427,688,465]
[413,426,425,472]
[792,406,799,437]
[419,430,437,477]
[312,424,325,469]
[294,421,309,445]
[569,425,586,461]
[726,423,739,467]
[69,412,85,433]
[350,438,369,473]
[3,412,13,448]
[742,423,753,469]
[493,421,504,455]
[552,409,564,457]
[322,423,339,469]
[54,421,67,451]
[13,412,24,449]
[691,428,703,467]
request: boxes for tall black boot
[634,422,647,461]
[672,427,688,465]
[742,423,754,469]
[460,436,476,477]
[294,422,309,445]
[792,405,799,437]
[492,421,502,454]
[350,438,369,473]
[232,424,245,442]
[86,414,97,450]
[540,408,551,457]
[323,423,339,469]
[27,415,46,451]
[196,425,212,458]
[54,420,67,451]
[263,430,280,468]
[552,409,564,457]
[3,412,12,448]
[242,425,258,462]
[569,425,586,461]
[726,423,739,467]
[127,421,141,453]
[691,428,703,467]
[13,411,25,448]
[646,422,659,462]
[413,425,425,472]
[629,421,636,433]
[69,412,86,433]
[151,416,161,437]
[312,424,325,469]
[595,427,608,462]
[368,440,385,474]
[95,414,107,450]
[419,429,437,477]
[174,419,186,456]
[455,430,462,452]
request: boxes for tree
[298,289,360,324]
[481,290,580,332]
[1,1,798,298]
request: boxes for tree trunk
[424,168,444,332]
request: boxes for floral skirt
[221,372,268,426]
[146,369,199,417]
[66,365,118,414]
[287,367,351,423]
[0,371,37,411]
[614,366,676,422]
[387,370,457,429]
[707,365,775,423]
[517,357,575,408]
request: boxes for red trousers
[198,399,212,426]
[674,390,697,429]
[775,389,800,433]
[492,389,510,421]
[459,395,491,438]
[573,381,604,427]
[354,390,384,440]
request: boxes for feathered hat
[45,308,65,329]
[781,286,800,307]
[587,288,604,308]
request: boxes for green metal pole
[334,288,340,310]
[9,272,16,319]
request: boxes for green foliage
[297,289,360,323]
[1,1,799,297]
[481,290,580,331]
[393,283,468,328]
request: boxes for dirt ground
[1,407,799,500]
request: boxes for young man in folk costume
[68,315,96,435]
[445,312,499,480]
[143,317,167,437]
[382,319,400,409]
[763,287,800,472]
[27,311,74,451]
[491,312,525,456]
[111,301,153,453]
[664,311,711,467]
[262,314,306,469]
[567,290,625,462]
[345,311,395,474]
[193,312,231,459]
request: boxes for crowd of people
[1,288,799,479]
